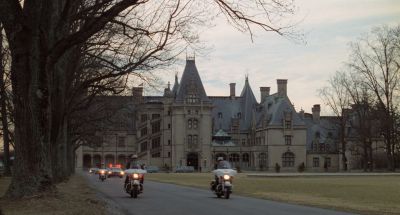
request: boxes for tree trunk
[0,26,11,176]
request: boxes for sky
[153,0,400,115]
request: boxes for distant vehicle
[146,166,159,173]
[89,167,99,174]
[175,166,195,173]
[107,167,125,178]
[98,169,107,181]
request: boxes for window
[188,110,191,115]
[168,123,171,129]
[313,157,320,167]
[319,143,325,152]
[326,144,331,152]
[186,94,199,103]
[285,135,292,145]
[168,152,171,157]
[152,152,161,158]
[140,127,147,137]
[237,112,242,119]
[229,154,240,162]
[187,135,192,145]
[152,113,160,119]
[188,119,192,129]
[259,153,267,168]
[315,131,320,138]
[193,135,198,145]
[141,114,147,122]
[151,137,161,149]
[327,132,333,138]
[218,112,223,119]
[242,153,249,162]
[324,157,331,168]
[140,141,147,152]
[285,120,291,129]
[195,110,199,114]
[118,137,125,147]
[168,110,171,115]
[241,139,246,146]
[152,121,161,133]
[282,152,295,167]
[168,139,171,145]
[193,119,198,129]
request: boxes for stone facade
[76,58,386,172]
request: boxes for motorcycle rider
[211,157,227,190]
[124,154,144,191]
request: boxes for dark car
[107,167,125,178]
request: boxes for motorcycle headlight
[133,173,139,179]
[100,170,105,174]
[121,171,125,175]
[223,175,230,180]
[108,171,112,174]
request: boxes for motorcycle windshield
[217,161,232,169]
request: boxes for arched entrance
[93,154,101,168]
[83,154,91,168]
[187,153,199,170]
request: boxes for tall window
[242,153,250,162]
[152,152,160,158]
[188,119,192,129]
[118,137,125,147]
[313,157,320,167]
[285,120,291,129]
[186,94,199,103]
[325,157,331,168]
[141,114,147,122]
[140,127,147,137]
[282,152,295,167]
[152,113,161,119]
[229,154,240,162]
[152,121,161,133]
[241,139,246,146]
[237,112,242,119]
[285,135,292,145]
[218,112,223,119]
[140,141,147,152]
[151,137,161,149]
[187,135,192,145]
[259,153,267,168]
[193,119,198,129]
[193,135,198,145]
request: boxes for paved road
[83,173,356,215]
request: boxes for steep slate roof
[259,93,305,127]
[211,97,242,131]
[239,77,258,129]
[175,59,209,103]
[303,115,339,151]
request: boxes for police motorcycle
[124,168,147,198]
[210,159,237,199]
[98,169,107,182]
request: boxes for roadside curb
[247,173,400,177]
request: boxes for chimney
[277,79,288,97]
[132,86,143,103]
[260,87,270,103]
[299,109,305,119]
[312,104,321,123]
[229,83,236,97]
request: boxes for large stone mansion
[75,58,387,172]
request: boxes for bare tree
[319,71,351,171]
[0,0,298,198]
[348,25,400,171]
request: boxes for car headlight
[223,175,230,180]
[108,171,112,174]
[133,173,139,179]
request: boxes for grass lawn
[146,173,400,215]
[0,174,107,215]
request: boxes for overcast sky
[158,0,400,115]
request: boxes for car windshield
[217,161,232,169]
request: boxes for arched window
[282,152,295,167]
[188,119,192,129]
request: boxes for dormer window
[315,131,320,138]
[186,94,199,103]
[237,112,242,119]
[285,120,291,129]
[218,112,223,119]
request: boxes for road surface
[83,173,356,215]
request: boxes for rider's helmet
[131,154,138,159]
[217,157,224,162]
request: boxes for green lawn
[146,173,400,215]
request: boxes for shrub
[298,162,305,172]
[275,163,280,173]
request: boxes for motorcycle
[210,161,237,199]
[99,169,107,182]
[124,168,147,198]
